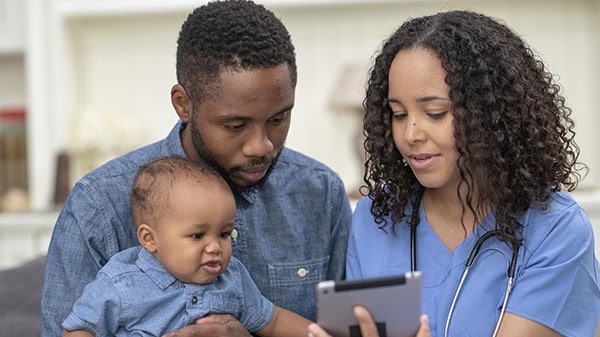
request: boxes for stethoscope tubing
[409,226,520,337]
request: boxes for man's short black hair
[176,0,297,101]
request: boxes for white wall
[7,2,600,332]
[16,0,600,241]
[24,0,600,210]
[276,0,600,191]
[18,0,600,260]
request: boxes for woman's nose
[404,120,426,144]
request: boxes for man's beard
[189,120,280,191]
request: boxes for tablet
[316,272,421,337]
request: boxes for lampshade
[328,63,369,112]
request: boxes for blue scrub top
[348,190,600,337]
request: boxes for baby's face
[152,178,236,284]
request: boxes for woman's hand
[307,305,430,337]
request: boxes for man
[40,1,351,336]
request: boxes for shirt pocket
[267,255,329,287]
[204,290,244,318]
[265,255,330,320]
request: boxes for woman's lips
[408,154,440,170]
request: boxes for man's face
[184,64,294,188]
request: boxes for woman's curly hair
[176,0,297,101]
[362,10,586,244]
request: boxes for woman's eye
[392,112,407,120]
[428,111,448,120]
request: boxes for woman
[310,10,600,337]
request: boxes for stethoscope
[410,226,520,337]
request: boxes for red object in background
[0,105,28,210]
[0,106,26,123]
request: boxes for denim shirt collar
[234,185,259,204]
[135,248,178,290]
[165,120,187,158]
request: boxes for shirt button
[231,229,238,240]
[191,295,198,304]
[297,268,309,278]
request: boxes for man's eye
[268,117,284,124]
[268,111,290,125]
[191,233,205,240]
[225,123,245,131]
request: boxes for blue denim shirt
[41,121,351,336]
[62,247,275,337]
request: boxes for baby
[62,156,311,337]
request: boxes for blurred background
[0,0,599,335]
[0,0,599,268]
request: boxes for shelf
[0,47,24,56]
[0,210,58,231]
[0,210,58,269]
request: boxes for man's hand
[161,314,252,337]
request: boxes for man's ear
[171,84,192,123]
[138,223,157,253]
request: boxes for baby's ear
[137,223,157,252]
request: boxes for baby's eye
[220,231,232,239]
[191,233,205,240]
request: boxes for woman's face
[388,47,460,192]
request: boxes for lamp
[328,63,369,112]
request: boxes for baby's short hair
[131,156,228,228]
